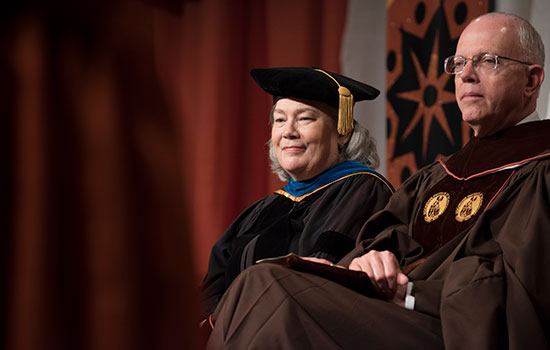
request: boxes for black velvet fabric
[250,67,380,108]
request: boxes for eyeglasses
[444,53,532,74]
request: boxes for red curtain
[4,1,200,349]
[4,0,346,348]
[153,0,348,279]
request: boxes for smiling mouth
[283,146,305,152]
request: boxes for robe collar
[442,120,550,179]
[276,161,383,201]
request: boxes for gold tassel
[314,68,354,135]
[338,86,354,135]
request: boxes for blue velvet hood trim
[281,161,378,197]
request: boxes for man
[207,12,549,349]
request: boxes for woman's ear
[525,64,544,98]
[338,131,352,146]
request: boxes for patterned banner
[386,0,493,186]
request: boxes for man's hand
[388,283,407,307]
[349,250,409,300]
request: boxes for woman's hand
[301,256,344,268]
[349,250,409,300]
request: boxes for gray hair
[475,12,545,66]
[268,118,380,182]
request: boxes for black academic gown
[200,162,393,319]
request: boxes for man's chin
[461,115,481,125]
[460,115,485,137]
[461,108,491,122]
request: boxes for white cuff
[405,281,415,310]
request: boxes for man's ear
[525,64,545,97]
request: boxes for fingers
[349,250,406,299]
[370,253,393,297]
[388,283,407,308]
[397,272,409,285]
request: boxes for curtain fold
[5,1,199,349]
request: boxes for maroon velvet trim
[444,120,550,178]
[440,153,550,180]
[413,168,513,254]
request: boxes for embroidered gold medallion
[455,192,484,222]
[423,192,450,223]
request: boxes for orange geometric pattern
[386,0,492,187]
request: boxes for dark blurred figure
[1,1,199,349]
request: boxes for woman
[200,67,394,320]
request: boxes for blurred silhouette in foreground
[1,1,200,349]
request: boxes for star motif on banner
[387,3,465,172]
[396,32,457,158]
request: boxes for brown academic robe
[208,120,550,349]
